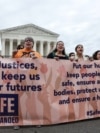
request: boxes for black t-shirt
[47,52,69,60]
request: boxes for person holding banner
[13,37,41,58]
[13,37,41,130]
[92,50,100,60]
[69,52,75,61]
[47,41,69,60]
[75,44,88,61]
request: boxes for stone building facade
[0,24,59,57]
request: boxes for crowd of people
[0,36,100,61]
[0,37,100,130]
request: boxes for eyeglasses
[25,39,33,42]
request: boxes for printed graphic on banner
[0,94,19,123]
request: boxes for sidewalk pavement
[0,118,100,133]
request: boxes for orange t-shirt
[13,48,41,58]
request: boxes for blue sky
[0,0,100,56]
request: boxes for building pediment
[0,24,59,37]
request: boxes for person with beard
[75,44,88,61]
[47,41,69,60]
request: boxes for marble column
[47,42,50,55]
[9,39,13,56]
[54,42,56,47]
[33,40,36,51]
[17,40,21,45]
[40,41,43,56]
[1,39,5,56]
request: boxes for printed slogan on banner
[0,58,100,126]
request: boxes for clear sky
[0,0,100,56]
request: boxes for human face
[56,41,64,52]
[24,38,33,49]
[70,54,75,59]
[76,45,84,55]
[97,52,100,60]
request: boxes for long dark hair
[92,50,100,60]
[53,41,67,55]
[75,44,83,52]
